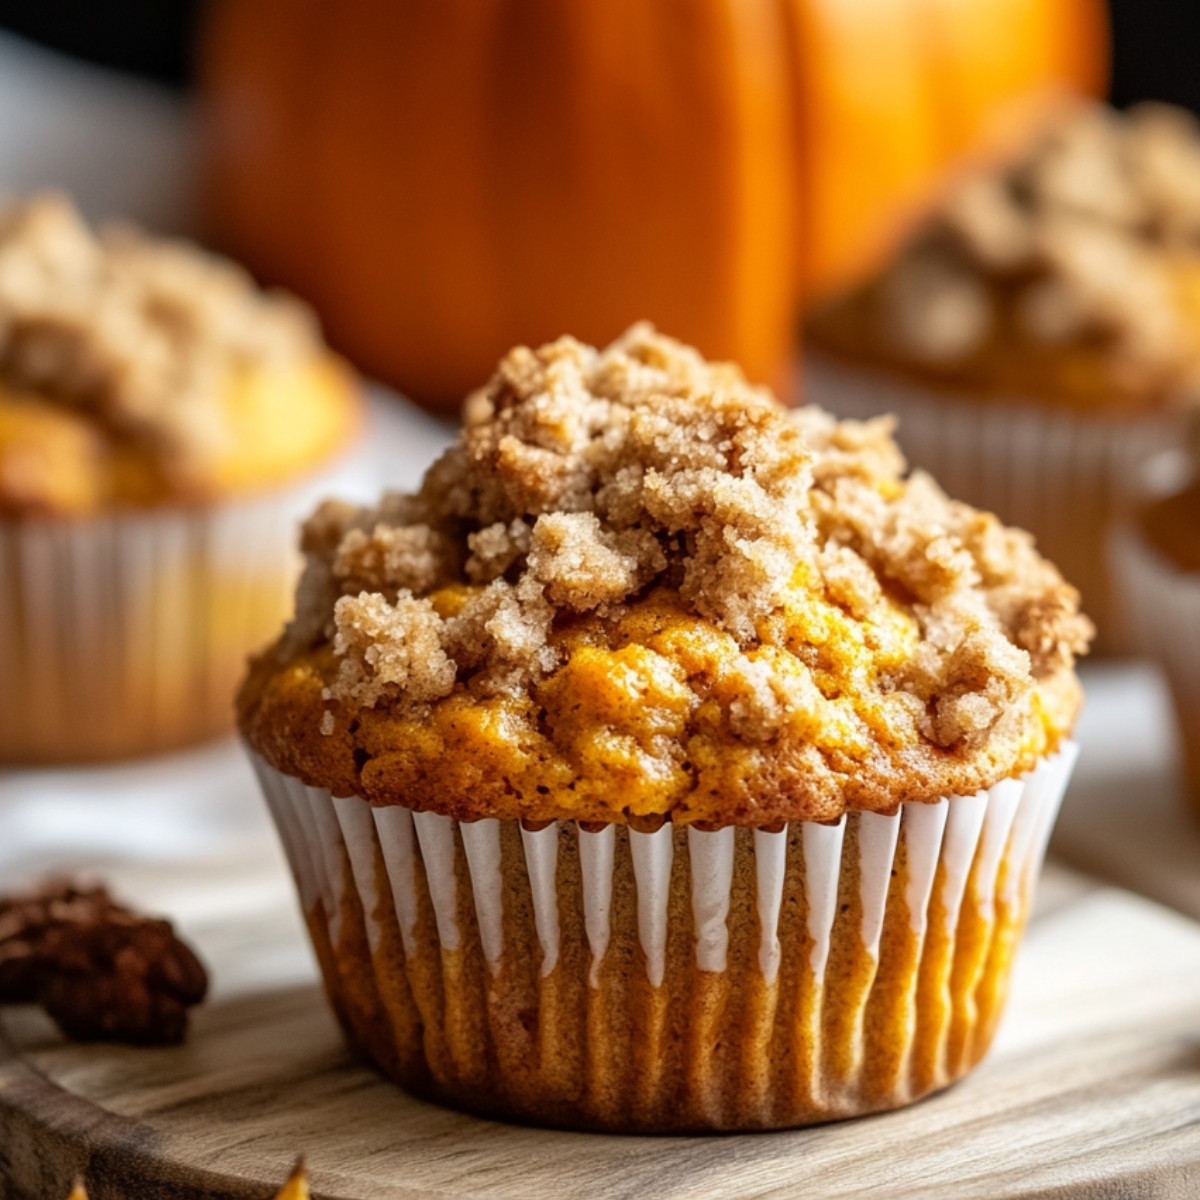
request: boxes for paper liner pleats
[0,451,365,763]
[250,745,1076,1133]
[1111,525,1200,817]
[804,352,1184,652]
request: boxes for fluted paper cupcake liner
[0,448,368,763]
[805,352,1186,652]
[1111,521,1200,816]
[250,744,1077,1132]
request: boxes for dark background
[0,0,1197,112]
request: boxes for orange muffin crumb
[239,325,1090,823]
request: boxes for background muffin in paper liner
[239,324,1090,1131]
[0,194,364,762]
[1111,448,1200,820]
[806,100,1200,652]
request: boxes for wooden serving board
[3,865,1200,1200]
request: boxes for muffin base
[805,351,1184,653]
[251,747,1077,1133]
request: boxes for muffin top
[0,194,358,516]
[808,101,1200,415]
[239,325,1091,826]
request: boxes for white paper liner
[252,743,1077,1128]
[255,745,1076,993]
[578,825,615,988]
[804,351,1185,651]
[0,444,369,761]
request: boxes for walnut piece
[0,879,208,1045]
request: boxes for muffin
[1110,439,1200,818]
[239,324,1091,1132]
[806,100,1200,651]
[0,194,363,762]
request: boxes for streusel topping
[0,193,333,507]
[809,101,1200,412]
[240,325,1090,823]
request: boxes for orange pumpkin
[199,0,1106,410]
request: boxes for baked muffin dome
[240,325,1091,825]
[0,194,357,516]
[808,101,1200,415]
[0,193,364,764]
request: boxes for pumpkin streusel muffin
[806,99,1200,651]
[1110,439,1200,820]
[239,324,1091,1132]
[0,194,362,762]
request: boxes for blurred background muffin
[1110,436,1200,818]
[0,193,362,763]
[806,99,1200,651]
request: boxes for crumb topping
[241,325,1091,823]
[0,193,327,504]
[809,101,1200,412]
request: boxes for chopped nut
[0,879,208,1045]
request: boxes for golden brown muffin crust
[808,101,1200,414]
[239,326,1091,824]
[0,194,354,513]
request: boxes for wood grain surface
[3,866,1200,1200]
